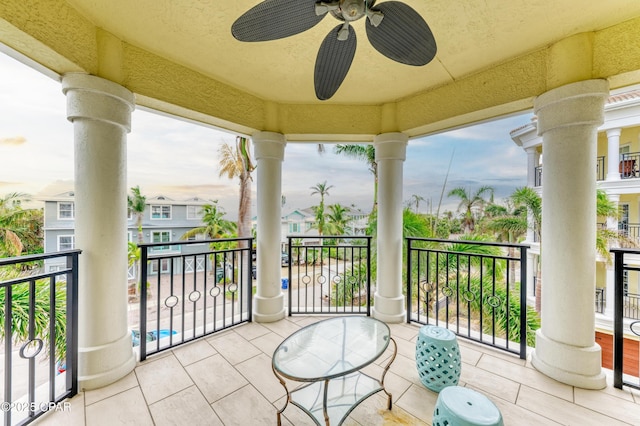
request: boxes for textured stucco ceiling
[2,0,640,139]
[62,0,640,104]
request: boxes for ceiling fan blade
[365,1,437,66]
[314,25,357,100]
[232,0,325,42]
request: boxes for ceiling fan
[231,0,437,100]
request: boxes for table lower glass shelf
[289,371,384,426]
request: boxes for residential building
[42,192,212,276]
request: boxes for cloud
[0,136,26,146]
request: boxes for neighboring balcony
[533,155,640,186]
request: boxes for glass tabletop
[272,316,390,381]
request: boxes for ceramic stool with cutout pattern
[415,325,461,392]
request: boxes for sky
[0,51,532,220]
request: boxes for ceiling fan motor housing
[330,0,377,22]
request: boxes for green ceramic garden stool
[415,325,461,392]
[432,386,504,426]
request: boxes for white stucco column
[525,147,540,189]
[531,79,609,389]
[606,128,622,181]
[252,131,286,322]
[604,193,620,318]
[62,73,136,390]
[372,132,408,323]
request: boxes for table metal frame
[272,316,397,426]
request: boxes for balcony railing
[406,238,530,359]
[1,250,80,426]
[137,238,253,361]
[611,248,640,391]
[596,287,605,313]
[285,236,372,315]
[620,152,640,179]
[534,155,606,186]
[618,222,640,246]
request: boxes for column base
[253,292,286,323]
[78,331,136,390]
[372,292,405,323]
[531,329,606,389]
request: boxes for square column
[531,79,609,389]
[372,132,408,323]
[252,131,286,322]
[62,73,136,390]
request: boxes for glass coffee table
[272,316,397,425]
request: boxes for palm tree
[218,136,255,245]
[310,181,334,236]
[181,201,236,240]
[325,203,351,236]
[127,186,146,244]
[334,144,377,214]
[447,186,494,233]
[409,194,426,213]
[0,268,67,364]
[0,192,43,257]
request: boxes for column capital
[534,79,609,136]
[606,128,622,138]
[62,73,134,131]
[252,131,286,161]
[374,132,408,161]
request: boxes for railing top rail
[0,249,81,267]
[406,237,530,250]
[610,247,640,254]
[139,236,253,248]
[286,235,372,240]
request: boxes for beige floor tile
[395,383,439,421]
[388,322,420,342]
[207,330,261,365]
[185,353,247,403]
[135,354,193,404]
[33,392,85,426]
[85,387,153,426]
[149,385,222,426]
[517,385,630,426]
[250,330,286,356]
[458,342,483,366]
[260,318,302,338]
[172,339,217,366]
[84,371,139,406]
[211,384,278,426]
[348,392,428,426]
[575,387,640,425]
[234,321,271,340]
[393,334,418,360]
[460,363,520,403]
[235,352,286,403]
[388,353,423,386]
[491,395,561,426]
[476,353,573,401]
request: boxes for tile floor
[34,316,640,425]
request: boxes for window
[151,231,171,251]
[58,202,75,219]
[187,205,203,220]
[151,205,171,219]
[289,223,300,233]
[127,231,133,242]
[127,209,133,220]
[58,235,75,251]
